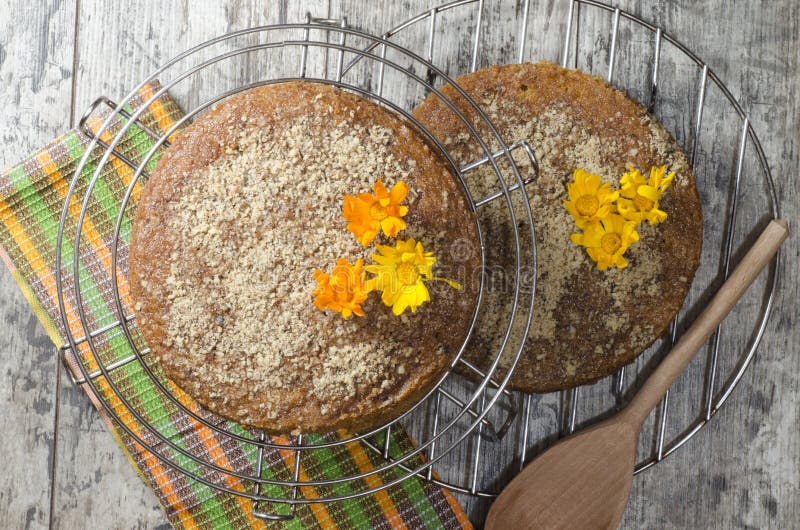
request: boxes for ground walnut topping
[131,83,480,433]
[412,62,702,392]
[164,115,412,404]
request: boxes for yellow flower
[365,238,461,316]
[312,258,372,318]
[343,179,409,246]
[617,164,674,225]
[563,169,619,228]
[571,214,640,270]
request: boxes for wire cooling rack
[55,0,781,521]
[56,15,537,520]
[349,0,780,500]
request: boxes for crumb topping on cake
[453,99,682,345]
[130,82,481,432]
[412,62,703,391]
[163,115,412,405]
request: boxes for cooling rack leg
[252,432,298,521]
[653,317,680,461]
[469,390,487,495]
[427,8,437,64]
[655,390,670,460]
[382,425,392,459]
[426,391,443,481]
[561,0,576,68]
[648,28,663,111]
[518,393,533,472]
[470,0,484,73]
[517,0,531,64]
[300,15,311,78]
[377,43,387,96]
[607,8,621,82]
[59,345,81,386]
[690,65,709,166]
[558,387,579,436]
[613,366,626,408]
[425,8,438,85]
[335,19,347,82]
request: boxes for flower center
[633,193,654,212]
[575,195,600,217]
[600,233,622,255]
[331,272,352,293]
[396,263,419,286]
[369,202,388,220]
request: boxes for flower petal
[366,238,457,315]
[390,181,409,204]
[380,216,406,237]
[343,180,410,245]
[373,179,389,198]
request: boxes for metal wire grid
[52,0,782,518]
[55,18,538,518]
[351,0,780,498]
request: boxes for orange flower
[343,179,409,246]
[312,258,371,318]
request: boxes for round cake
[413,62,703,392]
[130,82,480,433]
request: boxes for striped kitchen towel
[0,80,473,530]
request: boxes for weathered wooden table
[1,1,797,528]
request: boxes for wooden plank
[0,1,76,529]
[611,2,800,528]
[0,0,75,169]
[0,0,796,528]
[0,273,59,530]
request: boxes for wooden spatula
[486,219,788,530]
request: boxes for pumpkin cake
[130,82,481,433]
[413,62,703,392]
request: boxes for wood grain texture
[0,1,75,529]
[0,1,797,529]
[608,3,800,529]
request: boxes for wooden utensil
[485,219,788,530]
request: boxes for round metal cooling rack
[339,0,781,504]
[55,17,537,519]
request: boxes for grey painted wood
[0,275,59,530]
[606,3,800,528]
[0,1,797,528]
[0,1,75,529]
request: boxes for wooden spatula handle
[624,219,788,426]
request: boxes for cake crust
[413,62,703,392]
[130,82,480,432]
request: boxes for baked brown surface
[413,62,703,392]
[130,82,480,433]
